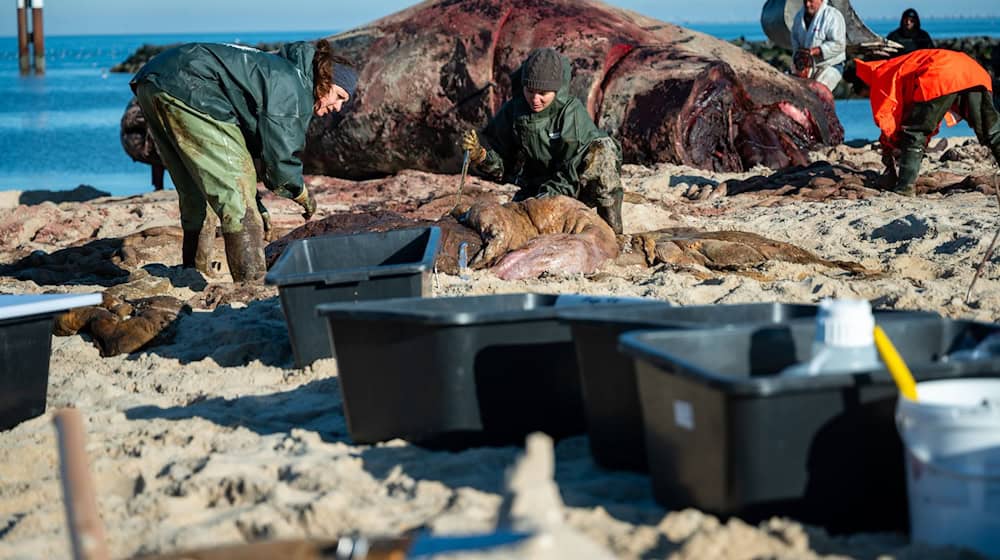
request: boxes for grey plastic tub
[317,293,661,448]
[618,316,1000,534]
[265,227,440,368]
[0,293,101,430]
[559,303,823,472]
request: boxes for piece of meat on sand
[464,196,619,280]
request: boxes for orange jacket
[855,49,993,147]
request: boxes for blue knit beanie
[332,63,358,97]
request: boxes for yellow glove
[293,187,316,220]
[461,130,487,163]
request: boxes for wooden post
[30,0,44,74]
[16,0,29,75]
[53,409,110,560]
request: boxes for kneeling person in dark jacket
[460,48,625,234]
[130,40,357,282]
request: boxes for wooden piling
[16,0,29,75]
[53,409,110,560]
[30,0,44,74]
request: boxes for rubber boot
[222,210,266,283]
[891,180,916,197]
[893,147,922,197]
[598,190,624,235]
[878,152,898,190]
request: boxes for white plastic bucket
[896,379,1000,557]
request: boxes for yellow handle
[873,325,918,401]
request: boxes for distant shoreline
[0,14,998,38]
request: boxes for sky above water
[2,0,998,37]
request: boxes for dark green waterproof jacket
[478,57,609,197]
[130,42,315,194]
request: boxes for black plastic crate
[0,294,102,431]
[265,227,440,368]
[318,293,660,448]
[618,316,1000,534]
[559,303,821,472]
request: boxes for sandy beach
[1,137,998,559]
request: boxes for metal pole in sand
[53,408,110,560]
[17,0,30,75]
[30,0,44,74]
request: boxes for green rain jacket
[478,57,609,197]
[130,42,316,195]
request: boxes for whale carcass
[309,0,843,175]
[122,0,842,177]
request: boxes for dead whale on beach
[121,0,841,177]
[305,0,844,175]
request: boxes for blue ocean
[0,20,997,197]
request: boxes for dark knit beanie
[332,63,358,97]
[522,48,564,92]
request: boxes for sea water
[0,20,997,197]
[0,32,322,197]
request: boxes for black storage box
[0,293,102,431]
[618,316,1000,534]
[559,303,822,472]
[265,227,440,368]
[318,293,660,447]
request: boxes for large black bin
[559,302,823,472]
[0,293,102,431]
[618,316,1000,534]
[318,293,660,448]
[265,227,440,368]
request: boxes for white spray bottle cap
[815,298,875,348]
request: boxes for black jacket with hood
[130,42,316,194]
[887,9,935,54]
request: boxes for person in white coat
[791,0,846,92]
